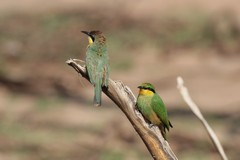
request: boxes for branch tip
[177,76,228,160]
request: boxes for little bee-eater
[136,83,173,140]
[81,30,109,106]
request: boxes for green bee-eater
[136,83,173,140]
[81,30,109,106]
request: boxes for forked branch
[66,59,178,160]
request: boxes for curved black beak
[138,86,142,89]
[81,31,89,36]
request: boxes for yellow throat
[139,89,154,96]
[88,36,93,46]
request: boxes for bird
[81,30,109,106]
[136,83,173,140]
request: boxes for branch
[177,76,228,160]
[66,59,178,160]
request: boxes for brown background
[0,0,239,159]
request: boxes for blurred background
[0,0,240,159]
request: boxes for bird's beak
[138,86,142,89]
[81,31,94,45]
[81,31,89,36]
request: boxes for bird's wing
[86,52,97,84]
[151,94,171,131]
[86,47,109,87]
[95,50,109,87]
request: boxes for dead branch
[177,76,228,160]
[66,59,178,160]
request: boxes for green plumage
[136,83,172,140]
[82,31,109,106]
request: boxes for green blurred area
[0,1,240,160]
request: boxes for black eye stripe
[90,35,95,42]
[139,87,155,93]
[147,88,155,93]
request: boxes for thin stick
[177,76,228,160]
[66,59,178,160]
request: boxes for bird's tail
[94,79,102,106]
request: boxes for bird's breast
[137,95,161,125]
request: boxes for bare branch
[66,59,178,160]
[177,76,228,160]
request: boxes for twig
[177,76,228,160]
[66,59,178,160]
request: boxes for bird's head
[81,30,105,46]
[138,83,155,96]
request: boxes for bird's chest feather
[137,95,161,125]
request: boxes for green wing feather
[151,94,172,131]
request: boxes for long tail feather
[94,79,102,106]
